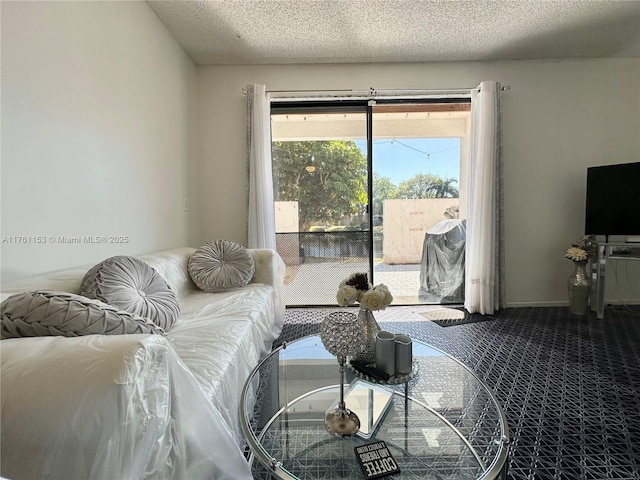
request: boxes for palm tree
[430,176,459,198]
[397,173,440,199]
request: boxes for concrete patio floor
[283,260,425,306]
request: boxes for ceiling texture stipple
[146,0,640,65]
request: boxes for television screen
[585,162,640,237]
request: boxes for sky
[354,138,460,186]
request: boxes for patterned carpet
[271,305,640,479]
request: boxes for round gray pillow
[188,240,255,292]
[80,256,179,331]
[0,290,165,339]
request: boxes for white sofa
[0,247,286,480]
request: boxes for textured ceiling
[147,0,640,65]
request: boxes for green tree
[397,173,441,199]
[397,173,459,199]
[372,172,398,216]
[272,140,367,230]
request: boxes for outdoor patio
[282,260,423,306]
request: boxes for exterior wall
[383,199,459,264]
[275,201,300,264]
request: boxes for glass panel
[271,110,369,306]
[271,102,471,307]
[368,103,470,305]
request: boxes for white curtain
[464,81,505,314]
[247,84,276,249]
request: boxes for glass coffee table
[241,335,509,479]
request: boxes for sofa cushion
[188,240,255,292]
[0,291,165,339]
[80,256,179,331]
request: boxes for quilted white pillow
[188,240,255,292]
[80,256,180,331]
[0,290,165,339]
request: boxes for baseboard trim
[505,300,640,308]
[505,301,567,308]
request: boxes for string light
[374,139,459,159]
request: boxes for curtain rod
[243,85,510,98]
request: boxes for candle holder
[320,311,365,437]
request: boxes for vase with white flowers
[564,236,597,316]
[336,272,393,362]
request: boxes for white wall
[1,1,200,281]
[197,59,640,306]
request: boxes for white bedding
[0,247,285,480]
[1,334,253,480]
[168,284,278,446]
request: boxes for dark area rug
[274,307,352,348]
[270,305,640,480]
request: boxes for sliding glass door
[369,102,470,304]
[271,99,470,306]
[271,104,370,305]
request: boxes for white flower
[565,247,588,262]
[335,273,394,310]
[374,283,393,306]
[360,289,386,311]
[336,285,359,306]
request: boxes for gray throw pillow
[188,240,255,292]
[0,290,165,339]
[80,256,179,331]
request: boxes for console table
[590,242,640,319]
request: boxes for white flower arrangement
[336,272,393,311]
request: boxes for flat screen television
[584,162,640,238]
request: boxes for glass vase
[567,261,590,316]
[352,306,381,363]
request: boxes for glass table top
[241,335,509,480]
